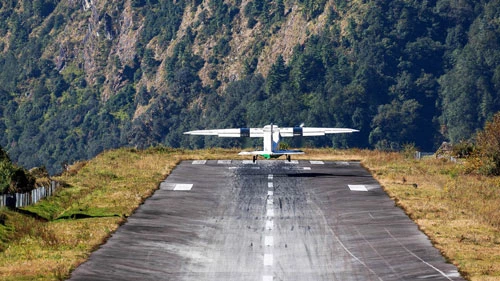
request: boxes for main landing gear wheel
[286,155,291,162]
[252,155,257,163]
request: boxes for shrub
[452,141,476,158]
[402,143,417,159]
[0,146,36,194]
[0,146,10,162]
[472,112,500,175]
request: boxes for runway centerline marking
[266,209,274,217]
[268,174,273,180]
[268,182,274,188]
[267,197,273,205]
[265,236,274,247]
[266,220,274,230]
[264,254,273,266]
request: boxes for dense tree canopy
[0,0,499,174]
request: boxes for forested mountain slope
[0,0,499,174]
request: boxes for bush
[0,161,36,194]
[452,141,476,158]
[0,146,9,162]
[0,146,36,194]
[472,112,500,175]
[402,143,417,159]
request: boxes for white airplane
[184,124,359,162]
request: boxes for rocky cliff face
[38,0,339,102]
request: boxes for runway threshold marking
[310,160,324,164]
[173,184,193,191]
[348,184,368,192]
[192,160,206,164]
[263,276,273,281]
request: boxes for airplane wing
[184,128,264,138]
[238,150,304,155]
[279,127,359,137]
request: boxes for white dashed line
[265,173,274,280]
[217,160,231,164]
[267,197,273,205]
[265,236,274,247]
[310,160,324,164]
[192,160,207,165]
[266,220,273,230]
[303,167,311,170]
[264,254,273,266]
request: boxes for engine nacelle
[240,128,250,137]
[293,127,303,136]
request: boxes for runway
[69,160,464,281]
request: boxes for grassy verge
[0,148,498,280]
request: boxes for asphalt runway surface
[69,160,464,281]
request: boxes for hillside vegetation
[0,148,499,280]
[0,145,37,194]
[0,0,500,173]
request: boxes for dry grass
[0,147,499,280]
[360,152,500,281]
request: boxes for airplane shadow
[286,173,372,178]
